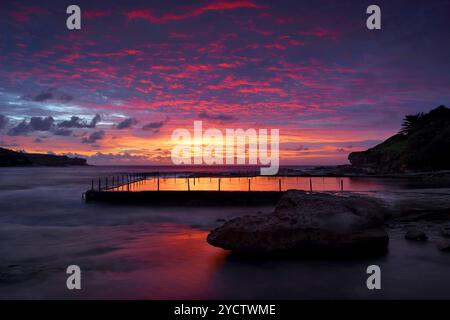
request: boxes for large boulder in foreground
[207,190,390,255]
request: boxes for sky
[0,0,449,165]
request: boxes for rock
[440,225,450,238]
[0,147,87,166]
[207,190,390,255]
[301,165,368,176]
[404,229,428,241]
[437,240,450,252]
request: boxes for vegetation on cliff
[349,106,450,173]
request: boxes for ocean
[1,166,450,299]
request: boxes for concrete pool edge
[84,190,284,206]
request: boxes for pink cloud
[83,10,111,19]
[11,6,49,22]
[298,28,340,41]
[125,0,263,23]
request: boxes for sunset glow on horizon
[1,0,449,165]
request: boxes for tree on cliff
[349,105,450,173]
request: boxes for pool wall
[84,190,283,206]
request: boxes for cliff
[0,147,87,166]
[349,105,450,173]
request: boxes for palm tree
[399,112,424,135]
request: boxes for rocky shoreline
[0,147,87,167]
[207,188,450,257]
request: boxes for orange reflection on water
[101,224,229,299]
[109,176,394,192]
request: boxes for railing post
[341,179,344,192]
[279,178,281,192]
[248,178,251,192]
[187,178,190,191]
[91,179,94,191]
[157,178,160,191]
[98,178,101,191]
[218,178,221,191]
[309,178,313,192]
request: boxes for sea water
[1,166,450,299]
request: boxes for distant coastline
[0,147,87,167]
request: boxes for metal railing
[86,175,346,193]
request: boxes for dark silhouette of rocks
[207,190,390,255]
[349,105,450,173]
[440,225,450,238]
[437,240,450,252]
[0,147,87,166]
[404,228,428,241]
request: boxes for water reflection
[98,225,229,299]
[108,176,425,192]
[90,223,450,299]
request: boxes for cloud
[0,140,19,148]
[58,116,84,128]
[82,130,105,143]
[142,121,164,133]
[83,10,111,19]
[198,111,235,122]
[11,6,49,23]
[293,145,309,151]
[298,28,340,41]
[21,90,74,103]
[0,115,8,129]
[117,117,138,129]
[63,151,150,165]
[125,0,262,23]
[7,116,54,136]
[7,121,29,136]
[142,121,164,130]
[142,117,170,132]
[87,152,148,165]
[89,114,101,128]
[33,92,53,102]
[53,128,72,136]
[57,92,74,103]
[58,114,101,128]
[29,116,55,131]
